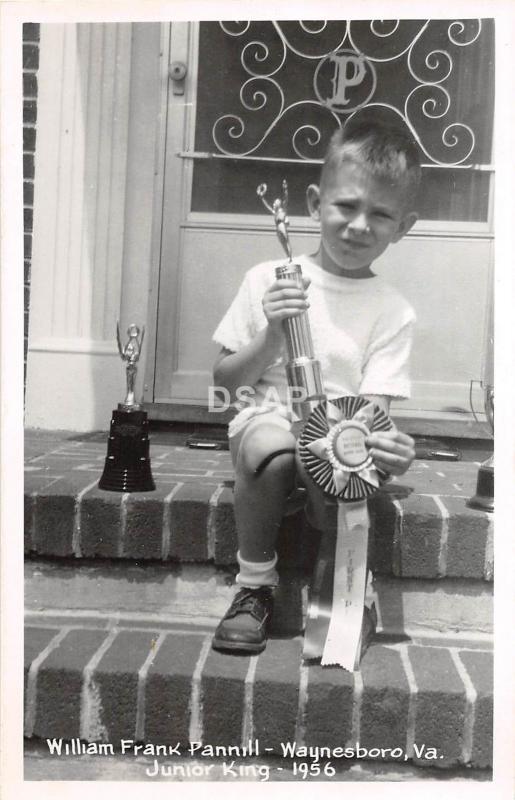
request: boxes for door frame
[143,20,493,438]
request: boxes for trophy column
[99,323,155,492]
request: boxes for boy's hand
[262,277,311,336]
[366,430,415,476]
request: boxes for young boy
[211,120,419,654]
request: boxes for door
[146,19,494,429]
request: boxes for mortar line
[450,648,477,765]
[206,484,226,561]
[25,607,219,630]
[25,627,70,737]
[43,451,101,459]
[80,628,118,741]
[391,499,403,575]
[417,493,469,499]
[430,494,450,577]
[28,446,79,462]
[72,477,99,557]
[349,671,364,746]
[26,616,218,638]
[161,482,184,560]
[188,635,212,744]
[294,663,310,747]
[399,644,418,758]
[135,632,167,741]
[241,655,259,746]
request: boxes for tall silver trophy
[99,322,155,492]
[257,181,394,670]
[467,277,493,512]
[257,181,325,422]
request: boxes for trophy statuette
[256,181,324,422]
[118,322,145,411]
[467,385,494,511]
[99,322,155,492]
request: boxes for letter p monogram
[330,53,366,106]
[314,48,376,112]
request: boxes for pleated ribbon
[298,397,393,670]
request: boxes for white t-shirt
[213,254,415,425]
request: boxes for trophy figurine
[257,181,394,670]
[99,322,155,492]
[467,385,494,511]
[257,179,293,262]
[467,294,494,512]
[118,322,144,410]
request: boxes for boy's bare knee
[238,425,296,477]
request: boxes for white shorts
[227,403,293,439]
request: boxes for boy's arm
[362,393,415,476]
[213,276,310,401]
[213,329,283,400]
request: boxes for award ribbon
[299,396,393,670]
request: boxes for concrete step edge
[24,610,494,649]
[25,560,494,638]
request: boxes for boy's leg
[232,418,297,564]
[212,414,297,653]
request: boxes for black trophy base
[467,455,493,513]
[99,408,155,492]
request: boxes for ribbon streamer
[320,500,369,670]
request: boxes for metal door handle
[169,61,187,95]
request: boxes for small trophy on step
[467,385,494,511]
[467,299,493,512]
[99,322,155,492]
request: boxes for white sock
[236,551,279,588]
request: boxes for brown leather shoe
[212,587,274,654]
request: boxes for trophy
[257,182,393,670]
[467,289,493,512]
[467,385,494,511]
[98,322,155,492]
[256,181,325,422]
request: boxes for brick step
[25,560,493,640]
[25,440,493,581]
[24,620,493,769]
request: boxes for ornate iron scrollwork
[211,19,485,166]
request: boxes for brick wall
[23,22,40,384]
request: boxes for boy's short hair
[321,118,422,207]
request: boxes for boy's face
[307,159,418,277]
